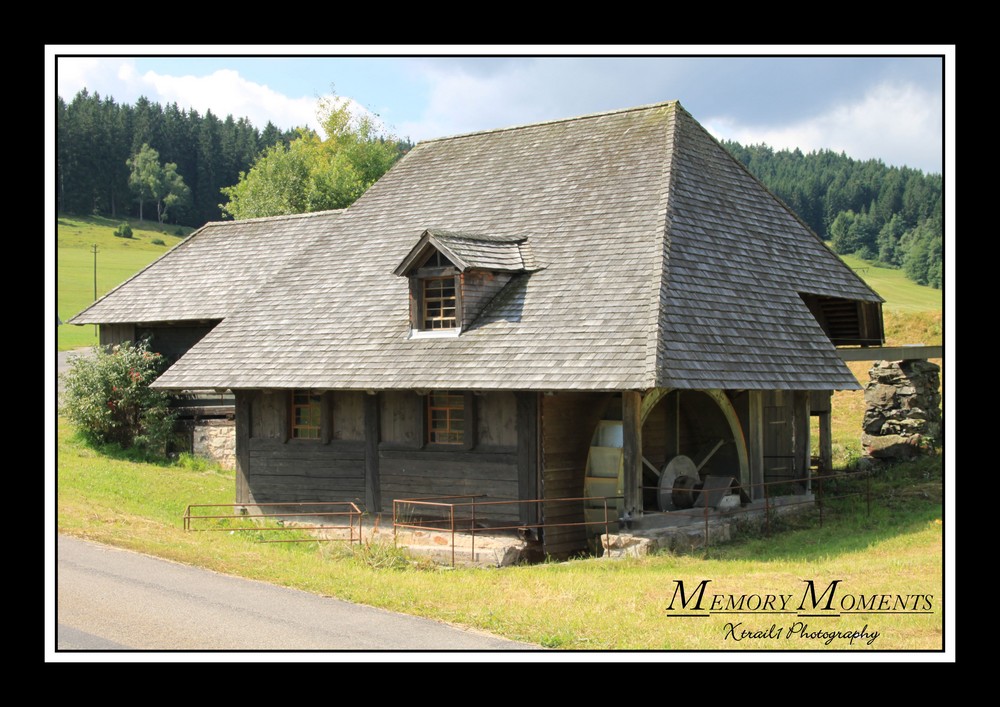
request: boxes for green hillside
[836,252,943,314]
[57,215,192,350]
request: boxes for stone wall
[861,360,941,461]
[178,419,236,469]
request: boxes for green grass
[836,252,943,314]
[57,417,944,650]
[57,214,193,350]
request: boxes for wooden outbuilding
[69,101,884,556]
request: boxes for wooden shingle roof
[393,230,536,275]
[68,210,344,324]
[100,101,878,392]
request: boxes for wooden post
[793,391,811,492]
[364,392,381,513]
[748,390,764,500]
[320,391,332,445]
[665,390,679,459]
[235,391,251,505]
[516,392,539,527]
[622,391,642,516]
[819,412,833,474]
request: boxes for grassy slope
[837,252,943,314]
[57,215,192,350]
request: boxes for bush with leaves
[113,222,133,239]
[61,340,176,455]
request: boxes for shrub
[151,238,165,246]
[174,228,184,236]
[61,340,176,456]
[113,222,133,239]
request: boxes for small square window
[427,391,464,445]
[291,391,322,439]
[422,276,458,330]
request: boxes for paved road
[56,536,536,651]
[57,348,93,397]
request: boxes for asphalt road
[56,536,536,651]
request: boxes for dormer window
[422,276,458,329]
[393,229,538,337]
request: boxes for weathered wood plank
[250,438,365,455]
[334,391,365,441]
[365,392,381,512]
[748,390,764,500]
[379,449,515,465]
[247,464,365,478]
[235,391,251,504]
[380,391,422,446]
[794,390,811,489]
[541,392,607,556]
[517,392,539,525]
[320,391,332,445]
[622,390,642,517]
[379,458,517,480]
[478,392,517,447]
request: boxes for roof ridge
[698,110,884,303]
[647,104,681,387]
[200,209,345,226]
[418,100,681,145]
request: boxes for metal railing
[183,501,363,544]
[393,495,624,566]
[637,470,872,550]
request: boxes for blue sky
[51,48,950,174]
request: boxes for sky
[50,48,950,174]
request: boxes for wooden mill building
[69,101,884,556]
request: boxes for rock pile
[861,360,941,460]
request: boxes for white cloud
[396,59,587,141]
[702,82,942,173]
[57,59,382,139]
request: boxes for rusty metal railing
[183,501,363,544]
[393,495,624,567]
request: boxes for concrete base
[306,514,533,568]
[600,493,815,558]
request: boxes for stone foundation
[178,419,236,469]
[861,360,941,461]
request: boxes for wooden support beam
[837,345,942,362]
[819,411,833,474]
[235,391,251,505]
[516,392,539,527]
[793,391,811,492]
[320,392,332,445]
[364,392,381,513]
[748,390,764,500]
[622,391,642,516]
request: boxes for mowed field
[836,252,943,314]
[57,215,192,350]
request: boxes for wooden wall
[541,392,609,557]
[237,389,524,521]
[134,323,215,363]
[378,391,521,521]
[99,323,135,348]
[238,390,366,506]
[461,271,512,329]
[760,390,810,485]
